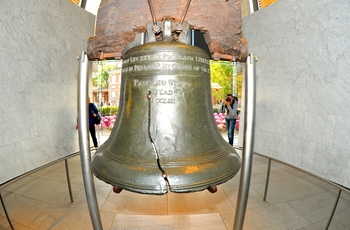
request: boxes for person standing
[222,94,238,145]
[76,97,99,148]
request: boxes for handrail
[0,148,86,230]
[0,192,14,230]
[241,148,349,229]
[0,150,80,190]
[233,146,350,195]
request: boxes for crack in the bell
[147,90,170,189]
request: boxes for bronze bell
[91,29,241,195]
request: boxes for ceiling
[73,0,277,17]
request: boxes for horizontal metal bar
[0,151,81,190]
[233,146,350,195]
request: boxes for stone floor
[0,131,349,229]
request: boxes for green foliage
[92,63,115,87]
[210,60,243,104]
[236,72,243,98]
[98,106,118,116]
[210,60,233,103]
[109,106,118,115]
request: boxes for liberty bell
[91,18,241,195]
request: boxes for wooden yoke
[87,0,248,62]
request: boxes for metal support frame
[80,0,87,9]
[246,0,260,13]
[65,159,74,203]
[325,189,342,229]
[233,53,257,230]
[256,153,348,229]
[0,192,14,230]
[78,51,103,230]
[0,152,78,230]
[263,158,271,201]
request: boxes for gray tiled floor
[0,131,349,229]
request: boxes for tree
[210,60,233,103]
[92,62,115,87]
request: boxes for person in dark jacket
[76,97,99,148]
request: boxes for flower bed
[214,112,240,131]
[99,115,117,129]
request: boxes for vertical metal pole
[256,0,261,10]
[233,53,257,230]
[191,29,195,46]
[247,0,260,13]
[263,158,271,201]
[325,189,342,230]
[78,51,103,230]
[0,192,14,230]
[80,0,87,9]
[65,159,74,203]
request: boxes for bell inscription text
[122,42,211,106]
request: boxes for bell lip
[167,172,240,193]
[91,151,241,195]
[92,166,169,195]
[93,166,240,195]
